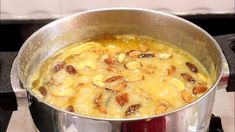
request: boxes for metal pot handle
[217,54,230,90]
[216,34,235,91]
[10,57,29,109]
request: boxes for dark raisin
[66,65,77,74]
[181,73,196,83]
[125,104,141,116]
[66,105,74,112]
[186,62,198,73]
[138,53,155,58]
[53,62,65,72]
[116,93,129,107]
[39,86,47,96]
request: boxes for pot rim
[16,7,225,121]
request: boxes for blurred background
[1,0,234,19]
[0,0,234,51]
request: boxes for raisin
[138,53,155,58]
[181,73,195,83]
[116,93,129,107]
[39,86,47,96]
[124,61,143,70]
[43,77,55,86]
[105,88,114,92]
[94,93,102,106]
[186,62,198,73]
[66,105,74,112]
[94,93,107,114]
[113,82,127,92]
[106,66,118,73]
[97,106,107,114]
[181,90,193,103]
[125,104,141,116]
[156,104,168,114]
[105,75,123,83]
[193,85,207,95]
[77,83,84,88]
[66,65,77,74]
[104,58,116,65]
[53,62,65,72]
[105,82,127,93]
[167,65,176,75]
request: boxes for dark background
[0,14,234,51]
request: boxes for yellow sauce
[29,35,212,118]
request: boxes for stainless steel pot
[11,8,230,132]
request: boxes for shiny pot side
[28,89,216,132]
[11,58,224,132]
[14,8,225,132]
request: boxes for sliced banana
[156,99,171,106]
[79,51,100,60]
[143,64,157,74]
[51,86,74,97]
[135,88,151,99]
[124,61,143,70]
[59,42,102,60]
[122,69,144,82]
[106,44,121,53]
[117,53,126,63]
[51,77,74,96]
[77,60,97,69]
[158,53,173,59]
[92,74,105,87]
[165,78,185,91]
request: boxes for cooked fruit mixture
[29,35,212,118]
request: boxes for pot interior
[17,8,223,118]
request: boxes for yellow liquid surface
[30,35,212,118]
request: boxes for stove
[0,15,234,132]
